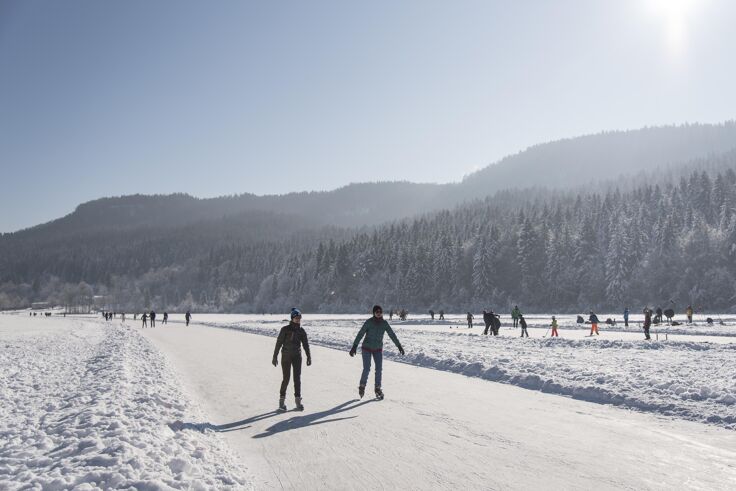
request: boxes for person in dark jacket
[350,305,404,400]
[490,311,501,336]
[466,312,474,329]
[141,312,148,328]
[642,307,652,340]
[589,311,600,336]
[623,307,630,327]
[163,312,168,324]
[519,314,529,337]
[655,306,663,324]
[150,310,156,327]
[273,308,311,411]
[482,310,492,335]
[185,311,192,326]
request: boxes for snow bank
[205,319,736,430]
[0,317,251,490]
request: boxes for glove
[272,357,278,367]
[349,346,357,357]
[398,346,405,356]
[306,357,312,366]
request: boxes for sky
[1,0,735,232]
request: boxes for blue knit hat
[290,308,302,319]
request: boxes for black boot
[358,385,365,398]
[278,396,286,411]
[295,396,304,411]
[375,386,384,400]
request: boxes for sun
[644,0,700,56]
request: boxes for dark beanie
[372,305,382,314]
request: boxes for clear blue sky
[2,0,735,232]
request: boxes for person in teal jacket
[350,305,405,399]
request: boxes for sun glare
[644,0,700,56]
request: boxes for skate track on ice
[144,325,736,490]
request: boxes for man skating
[490,311,501,336]
[141,312,148,328]
[185,310,192,326]
[511,305,521,328]
[482,310,492,335]
[589,311,600,336]
[273,308,311,411]
[349,305,404,400]
[643,307,652,340]
[519,314,529,337]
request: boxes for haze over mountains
[2,122,736,312]
[7,122,736,237]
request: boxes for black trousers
[643,326,651,339]
[483,322,490,335]
[280,353,302,397]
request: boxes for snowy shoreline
[202,318,736,430]
[0,316,251,490]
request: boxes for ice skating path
[143,325,736,490]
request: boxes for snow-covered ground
[3,311,736,489]
[0,314,251,490]
[193,314,736,430]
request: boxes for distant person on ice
[150,310,156,327]
[349,305,404,400]
[439,310,445,320]
[511,305,521,328]
[623,307,629,327]
[589,311,600,336]
[163,312,168,324]
[185,310,192,326]
[429,309,435,320]
[686,305,694,324]
[466,312,474,329]
[482,310,492,335]
[121,312,126,324]
[550,315,559,337]
[643,307,652,340]
[272,308,311,411]
[519,314,529,337]
[655,306,663,324]
[141,312,148,328]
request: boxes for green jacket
[511,307,520,319]
[352,317,402,352]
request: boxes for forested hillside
[2,123,736,313]
[2,153,735,313]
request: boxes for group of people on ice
[272,305,404,412]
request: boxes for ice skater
[141,312,148,328]
[349,305,404,400]
[550,315,558,337]
[163,312,168,324]
[273,308,311,411]
[466,311,474,329]
[642,307,652,340]
[185,310,192,326]
[519,314,529,337]
[150,310,156,327]
[589,311,600,336]
[512,305,521,328]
